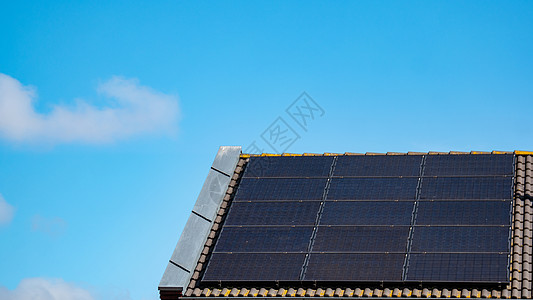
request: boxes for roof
[159,147,533,299]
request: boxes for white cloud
[0,278,94,300]
[31,214,67,237]
[0,73,180,144]
[0,194,15,225]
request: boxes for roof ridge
[241,150,523,157]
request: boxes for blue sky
[1,1,532,299]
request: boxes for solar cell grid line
[311,226,410,253]
[320,201,415,225]
[224,201,321,226]
[298,156,338,281]
[327,177,419,200]
[333,155,424,177]
[304,253,406,281]
[400,154,427,281]
[213,226,314,253]
[242,156,334,178]
[409,226,510,253]
[418,177,514,200]
[233,177,328,201]
[416,200,512,225]
[424,154,514,176]
[202,253,306,281]
[405,253,509,283]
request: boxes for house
[159,146,532,299]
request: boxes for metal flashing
[211,146,242,176]
[159,146,242,292]
[159,262,191,291]
[191,169,231,222]
[168,213,212,273]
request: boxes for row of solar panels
[204,252,508,282]
[213,226,510,253]
[224,200,511,225]
[236,177,513,200]
[243,154,514,177]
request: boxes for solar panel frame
[202,253,306,281]
[410,226,510,253]
[334,155,423,177]
[320,201,415,225]
[327,177,419,200]
[415,200,512,226]
[224,201,321,226]
[234,178,328,201]
[312,226,410,253]
[213,226,314,253]
[424,154,514,176]
[243,156,334,178]
[405,253,510,283]
[304,253,406,282]
[419,176,513,200]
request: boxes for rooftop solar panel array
[202,154,514,284]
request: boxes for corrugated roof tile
[345,288,355,297]
[441,289,451,298]
[412,289,422,298]
[258,288,268,297]
[373,288,383,297]
[422,288,431,298]
[267,288,276,297]
[392,288,402,297]
[432,289,441,298]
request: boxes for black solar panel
[203,253,306,281]
[410,226,510,253]
[202,153,514,285]
[304,253,405,281]
[416,201,511,225]
[406,253,509,282]
[243,156,334,178]
[327,177,418,200]
[312,226,410,252]
[225,201,321,226]
[234,178,327,201]
[334,155,423,177]
[214,226,313,252]
[320,201,414,225]
[424,154,514,176]
[419,177,513,200]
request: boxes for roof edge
[240,150,524,158]
[159,146,242,291]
